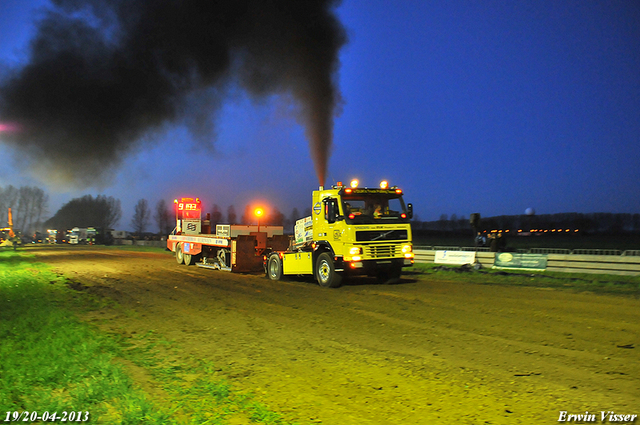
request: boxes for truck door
[323,198,344,251]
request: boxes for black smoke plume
[0,0,346,187]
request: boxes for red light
[395,189,402,194]
[349,213,355,219]
[178,203,199,211]
[400,213,406,218]
[345,188,352,194]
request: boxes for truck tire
[184,252,198,266]
[267,254,283,281]
[175,243,184,264]
[315,252,342,288]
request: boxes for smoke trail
[0,0,346,187]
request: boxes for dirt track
[33,246,639,424]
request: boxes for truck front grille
[365,245,397,258]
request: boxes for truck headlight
[348,246,362,262]
[402,244,413,258]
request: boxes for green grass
[411,262,640,296]
[0,251,297,424]
[0,251,174,423]
[115,332,296,425]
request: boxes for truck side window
[324,199,338,224]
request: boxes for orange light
[254,207,264,217]
[350,179,359,188]
[345,188,352,194]
[380,180,389,189]
[395,189,402,194]
[336,181,343,187]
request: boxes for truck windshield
[341,191,409,224]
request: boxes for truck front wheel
[267,254,283,281]
[175,243,184,264]
[316,252,342,288]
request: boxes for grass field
[410,263,640,297]
[0,250,296,425]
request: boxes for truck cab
[267,180,414,287]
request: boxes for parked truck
[68,227,97,244]
[167,180,414,287]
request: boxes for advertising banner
[434,250,476,265]
[493,252,547,271]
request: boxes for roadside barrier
[414,248,640,276]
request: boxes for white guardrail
[414,248,640,276]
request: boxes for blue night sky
[1,1,639,231]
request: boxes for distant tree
[283,207,301,232]
[438,214,448,230]
[154,199,173,235]
[227,205,237,225]
[269,207,284,226]
[450,213,458,230]
[210,204,223,226]
[241,204,253,225]
[131,199,151,235]
[290,207,300,222]
[44,194,121,231]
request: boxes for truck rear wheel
[267,254,283,281]
[175,243,184,264]
[316,252,342,288]
[184,252,199,266]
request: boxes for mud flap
[232,235,263,272]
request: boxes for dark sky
[1,0,639,230]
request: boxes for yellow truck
[168,180,414,288]
[265,180,414,287]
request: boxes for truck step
[196,262,232,272]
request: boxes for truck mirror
[407,203,413,219]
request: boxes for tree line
[413,212,640,234]
[130,200,312,236]
[1,186,313,238]
[7,184,639,238]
